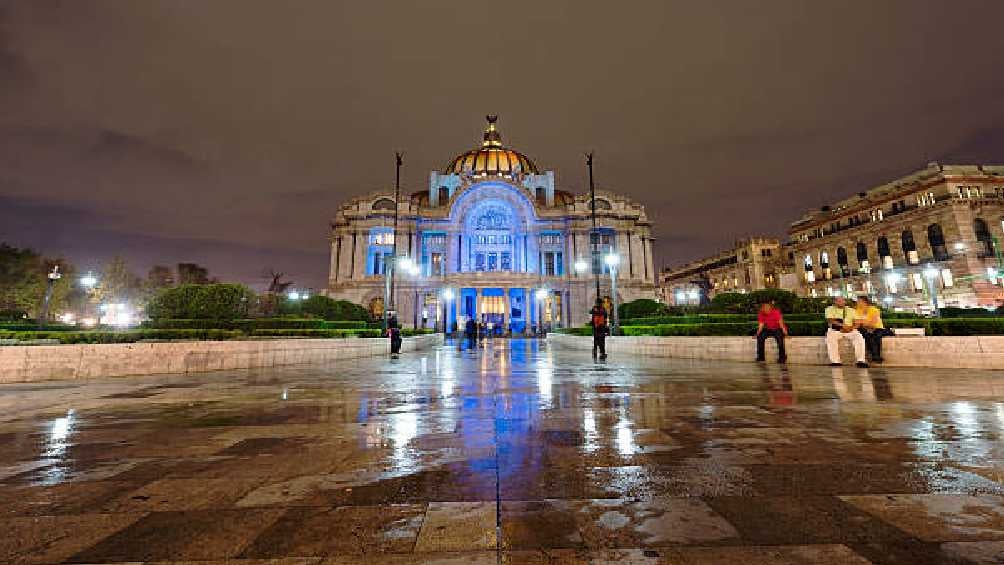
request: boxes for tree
[146,283,254,320]
[146,265,174,289]
[301,295,371,321]
[0,243,77,319]
[177,263,211,285]
[618,298,667,320]
[98,257,143,305]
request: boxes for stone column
[329,238,340,284]
[645,237,655,283]
[504,287,511,333]
[353,231,367,280]
[475,288,482,322]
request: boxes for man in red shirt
[755,300,788,363]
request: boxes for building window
[761,249,773,257]
[917,192,936,207]
[870,209,884,222]
[942,269,954,288]
[856,242,868,264]
[901,230,919,265]
[957,185,982,199]
[912,273,924,291]
[431,252,443,276]
[373,198,396,211]
[820,251,830,268]
[928,223,948,261]
[501,252,512,271]
[975,218,993,256]
[438,186,449,203]
[836,247,849,277]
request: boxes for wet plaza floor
[1,338,1004,564]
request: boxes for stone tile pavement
[1,338,1004,563]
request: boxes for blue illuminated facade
[327,116,659,331]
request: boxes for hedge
[0,323,79,332]
[141,319,368,332]
[0,329,243,344]
[146,284,254,320]
[251,328,383,338]
[573,318,1004,337]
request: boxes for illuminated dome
[444,115,539,177]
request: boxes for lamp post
[604,253,620,331]
[586,152,600,303]
[923,266,941,317]
[384,152,403,333]
[38,265,61,326]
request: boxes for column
[504,288,511,333]
[632,233,645,281]
[353,230,367,280]
[475,288,482,322]
[644,237,655,283]
[329,238,340,284]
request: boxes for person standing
[854,295,885,363]
[755,300,788,363]
[590,298,609,360]
[825,297,868,368]
[387,315,402,355]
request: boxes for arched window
[438,186,449,204]
[535,187,545,202]
[803,254,813,270]
[877,236,893,269]
[877,237,891,257]
[373,198,396,211]
[928,223,948,260]
[975,218,993,255]
[901,230,916,252]
[836,247,849,277]
[820,251,829,267]
[856,242,868,262]
[902,229,918,265]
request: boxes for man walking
[755,300,788,364]
[590,298,609,360]
[825,297,868,368]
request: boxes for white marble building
[326,116,658,331]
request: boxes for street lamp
[81,273,97,289]
[573,259,589,326]
[923,266,941,317]
[604,253,620,331]
[39,265,62,326]
[286,290,301,301]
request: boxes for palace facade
[788,163,1004,311]
[326,116,659,331]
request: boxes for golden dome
[444,115,539,177]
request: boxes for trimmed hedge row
[620,312,925,327]
[561,318,1004,337]
[251,329,383,338]
[0,329,244,344]
[141,319,368,331]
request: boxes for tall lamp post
[38,265,62,326]
[384,152,403,333]
[535,287,549,335]
[586,152,600,303]
[923,266,941,317]
[604,253,620,331]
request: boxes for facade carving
[326,116,658,330]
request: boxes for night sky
[3,1,1004,290]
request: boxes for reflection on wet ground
[1,338,1004,563]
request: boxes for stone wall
[547,333,1004,369]
[0,334,443,383]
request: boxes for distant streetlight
[574,258,588,275]
[287,290,301,301]
[604,253,620,331]
[81,273,98,289]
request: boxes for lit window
[882,256,894,269]
[912,273,924,291]
[941,269,954,287]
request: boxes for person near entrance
[464,317,477,349]
[590,298,609,360]
[825,297,868,368]
[754,300,788,364]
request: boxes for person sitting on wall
[854,295,886,364]
[825,296,868,368]
[754,300,788,364]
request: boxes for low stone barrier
[547,333,1004,369]
[0,334,443,383]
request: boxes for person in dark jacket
[464,318,477,350]
[590,298,609,360]
[387,315,402,355]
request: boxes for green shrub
[147,284,254,320]
[300,295,371,321]
[0,329,243,344]
[938,307,997,318]
[401,328,435,337]
[251,328,383,338]
[617,299,667,320]
[0,323,78,331]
